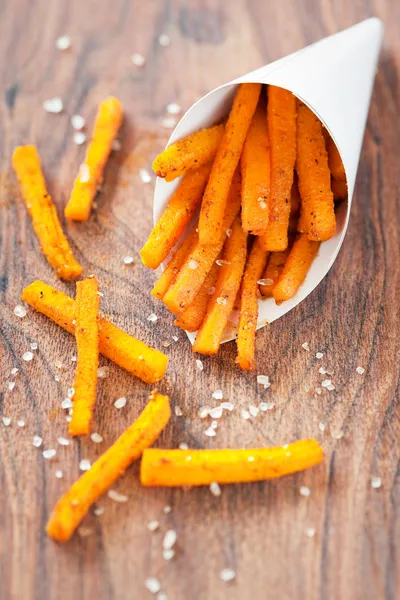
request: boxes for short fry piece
[21,281,168,383]
[174,263,219,332]
[140,163,211,269]
[240,103,270,233]
[141,439,324,487]
[296,101,336,241]
[47,392,171,542]
[12,146,83,280]
[236,238,269,370]
[163,170,242,315]
[198,83,261,244]
[331,178,348,201]
[65,97,123,221]
[69,278,100,437]
[152,227,198,300]
[193,217,247,355]
[327,136,346,182]
[259,248,290,297]
[272,233,320,305]
[152,124,224,181]
[262,86,297,252]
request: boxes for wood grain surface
[0,1,399,599]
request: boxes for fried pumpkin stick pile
[142,83,347,369]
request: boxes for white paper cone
[153,18,384,344]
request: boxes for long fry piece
[236,238,269,370]
[198,83,261,244]
[12,146,83,280]
[259,248,290,298]
[163,170,242,315]
[174,263,219,332]
[240,103,270,233]
[21,281,168,383]
[261,86,297,252]
[327,136,346,182]
[65,97,123,221]
[141,439,324,487]
[47,392,171,542]
[140,163,211,269]
[193,217,247,355]
[152,227,198,300]
[272,233,320,305]
[296,101,336,241]
[69,278,100,437]
[152,124,224,181]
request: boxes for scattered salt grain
[30,342,38,350]
[54,375,60,382]
[139,168,151,183]
[147,520,160,532]
[11,368,18,375]
[2,417,11,426]
[91,432,103,443]
[55,469,63,479]
[210,481,221,496]
[56,35,71,50]
[216,297,227,306]
[43,97,63,113]
[33,435,43,448]
[216,259,231,266]
[132,52,146,67]
[123,255,134,265]
[163,529,177,550]
[257,278,273,286]
[174,406,183,417]
[198,406,210,418]
[157,593,168,600]
[55,360,63,369]
[316,352,324,359]
[166,103,181,115]
[188,259,199,270]
[42,449,56,460]
[79,459,91,471]
[14,305,27,318]
[318,422,326,432]
[163,505,172,514]
[257,374,270,388]
[179,442,189,450]
[356,366,365,375]
[147,313,158,323]
[315,387,322,395]
[260,401,275,411]
[163,549,175,561]
[114,397,127,409]
[23,351,33,362]
[306,527,316,538]
[371,476,381,489]
[319,367,327,375]
[8,382,15,391]
[302,342,310,351]
[73,132,87,145]
[97,366,109,378]
[331,429,344,440]
[107,489,128,503]
[17,419,25,427]
[71,355,77,362]
[94,506,104,516]
[196,359,203,371]
[66,415,72,423]
[172,335,179,342]
[71,114,85,130]
[321,379,332,388]
[162,117,177,129]
[145,578,161,594]
[158,34,171,46]
[247,456,255,462]
[67,387,75,399]
[240,409,250,420]
[327,384,335,391]
[209,406,223,419]
[299,485,311,497]
[249,405,259,417]
[212,389,223,400]
[220,568,236,583]
[61,398,73,410]
[58,437,70,446]
[79,164,90,183]
[78,526,93,538]
[211,421,218,429]
[204,426,216,437]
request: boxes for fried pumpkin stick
[174,263,219,332]
[12,146,83,280]
[163,170,242,315]
[21,281,168,383]
[198,83,261,245]
[140,163,212,269]
[152,124,224,182]
[141,439,324,487]
[273,233,320,305]
[261,86,297,252]
[69,278,100,437]
[236,238,269,370]
[240,103,270,234]
[296,101,336,241]
[193,216,248,355]
[65,97,123,221]
[47,392,171,542]
[259,248,290,298]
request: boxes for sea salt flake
[248,456,255,462]
[55,469,63,479]
[319,367,327,375]
[67,387,75,398]
[216,259,231,266]
[132,52,146,66]
[145,578,161,594]
[56,35,71,50]
[220,568,236,582]
[260,401,275,411]
[147,313,158,323]
[241,409,250,420]
[257,374,270,388]
[188,259,199,270]
[97,366,109,378]
[306,527,316,538]
[78,526,93,538]
[204,426,216,437]
[318,422,326,432]
[220,402,234,412]
[73,132,87,145]
[107,489,128,503]
[2,417,11,426]
[162,117,177,129]
[209,406,223,419]
[93,506,104,516]
[55,360,63,369]
[114,397,127,409]
[11,368,18,375]
[216,297,227,305]
[139,168,151,183]
[43,97,63,113]
[61,398,73,409]
[212,389,223,400]
[257,196,267,209]
[198,406,210,418]
[42,449,56,460]
[33,435,43,447]
[163,529,177,550]
[58,437,70,446]
[257,278,273,286]
[66,415,72,423]
[147,520,160,532]
[356,366,365,375]
[321,379,332,388]
[71,114,85,130]
[163,505,172,514]
[158,34,171,46]
[23,351,34,362]
[211,421,218,429]
[172,335,179,342]
[123,255,134,265]
[179,442,189,450]
[8,381,15,391]
[249,405,259,417]
[79,459,91,471]
[166,103,181,115]
[174,406,183,417]
[91,432,103,443]
[210,481,221,496]
[327,384,335,391]
[302,342,310,351]
[315,387,322,395]
[17,419,25,427]
[316,352,324,359]
[196,359,203,371]
[79,163,90,183]
[161,340,171,348]
[14,305,27,318]
[331,429,344,440]
[300,485,311,497]
[371,476,381,489]
[30,342,38,350]
[71,355,77,362]
[157,593,168,600]
[163,549,175,561]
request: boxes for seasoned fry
[327,136,346,182]
[69,278,100,437]
[174,263,219,332]
[141,439,324,487]
[12,146,83,280]
[152,124,224,181]
[140,163,211,269]
[152,227,198,300]
[21,281,168,383]
[65,97,123,221]
[47,392,171,542]
[272,233,320,304]
[262,86,297,252]
[163,170,242,315]
[259,248,290,297]
[296,101,336,241]
[331,178,348,200]
[236,238,269,370]
[193,217,247,354]
[198,83,261,244]
[240,103,270,233]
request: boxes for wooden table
[0,1,399,599]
